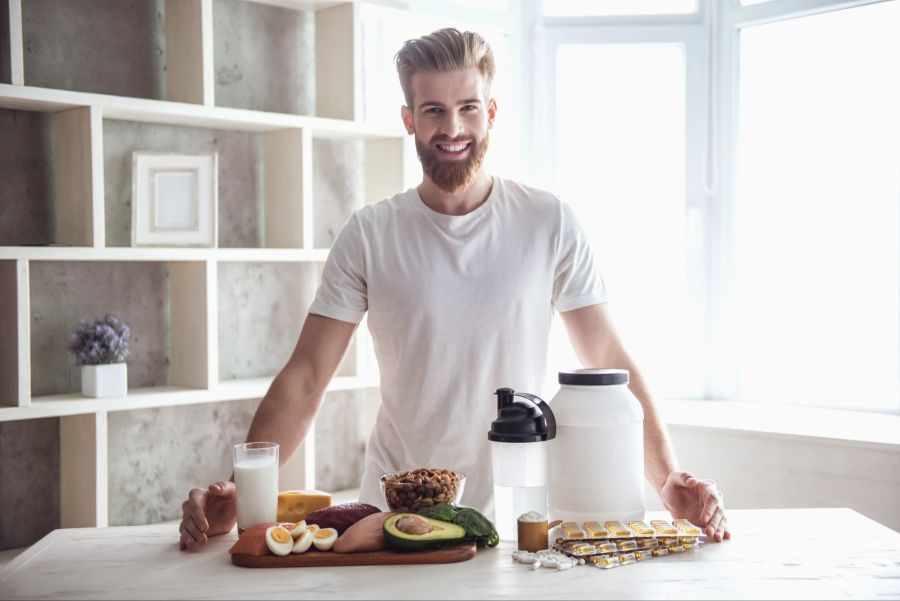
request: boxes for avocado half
[383,513,467,552]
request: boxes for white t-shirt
[308,177,607,516]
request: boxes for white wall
[645,426,900,532]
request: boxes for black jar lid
[558,369,629,386]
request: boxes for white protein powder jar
[547,369,645,523]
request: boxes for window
[543,0,697,16]
[538,0,899,411]
[735,1,900,410]
[549,43,700,399]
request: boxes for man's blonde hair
[395,28,495,109]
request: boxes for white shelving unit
[0,0,408,529]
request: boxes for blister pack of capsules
[551,519,702,569]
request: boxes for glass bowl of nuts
[380,468,466,512]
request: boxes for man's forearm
[561,304,679,494]
[244,366,326,470]
[619,359,678,493]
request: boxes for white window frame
[532,0,898,410]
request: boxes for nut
[382,468,462,512]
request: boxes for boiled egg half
[287,521,307,539]
[292,528,314,554]
[312,527,338,551]
[265,525,294,556]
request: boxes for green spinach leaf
[418,504,499,548]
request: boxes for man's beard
[416,132,490,194]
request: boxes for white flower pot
[81,363,128,398]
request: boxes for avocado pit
[396,514,436,535]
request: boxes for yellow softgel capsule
[627,520,655,536]
[668,543,686,554]
[573,543,595,556]
[638,538,659,549]
[584,522,610,538]
[650,520,679,536]
[592,555,621,569]
[617,552,637,565]
[616,539,638,552]
[673,519,703,536]
[684,540,700,550]
[561,523,585,539]
[635,549,653,562]
[658,537,678,546]
[594,541,617,554]
[604,521,631,537]
[678,536,698,545]
[651,547,669,558]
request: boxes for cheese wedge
[277,490,332,523]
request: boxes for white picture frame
[131,152,218,247]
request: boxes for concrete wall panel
[22,0,165,99]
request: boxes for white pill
[541,557,560,568]
[556,562,574,571]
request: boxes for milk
[234,457,278,530]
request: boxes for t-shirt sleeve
[308,212,368,324]
[552,200,608,312]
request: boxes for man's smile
[435,141,473,160]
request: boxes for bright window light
[736,1,900,410]
[551,44,700,399]
[544,0,697,17]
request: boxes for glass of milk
[233,442,279,532]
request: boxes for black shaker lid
[558,368,629,386]
[487,388,556,443]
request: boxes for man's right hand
[179,481,237,551]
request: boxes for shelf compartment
[312,135,409,248]
[211,0,359,120]
[217,261,319,380]
[212,0,314,116]
[16,0,211,105]
[28,260,214,399]
[103,120,323,251]
[21,0,165,100]
[0,105,103,247]
[106,397,261,527]
[102,119,261,248]
[0,416,60,550]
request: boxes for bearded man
[179,28,730,550]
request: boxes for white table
[1,509,899,600]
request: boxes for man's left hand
[659,471,730,542]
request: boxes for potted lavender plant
[67,314,131,398]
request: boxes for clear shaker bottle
[488,387,556,542]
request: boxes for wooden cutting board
[231,541,477,568]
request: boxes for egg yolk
[307,524,320,533]
[314,529,333,539]
[271,526,292,544]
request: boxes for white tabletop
[1,508,899,600]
